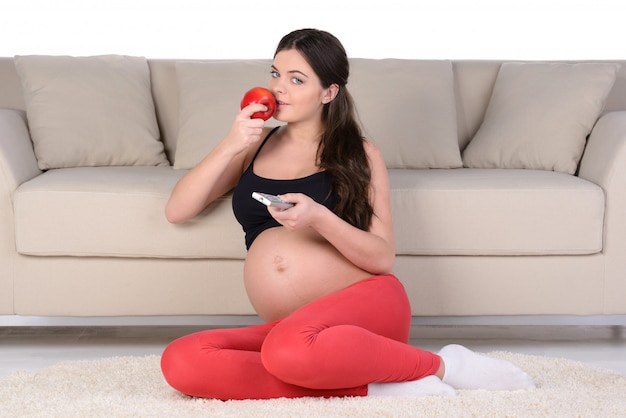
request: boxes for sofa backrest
[2,57,626,167]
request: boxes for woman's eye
[291,77,303,85]
[270,71,279,78]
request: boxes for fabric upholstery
[14,167,603,259]
[14,167,246,259]
[389,168,604,255]
[462,62,619,174]
[350,59,461,169]
[14,55,168,169]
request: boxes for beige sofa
[1,56,625,324]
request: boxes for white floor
[1,324,625,379]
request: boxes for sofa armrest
[0,108,42,313]
[0,109,41,189]
[578,111,626,313]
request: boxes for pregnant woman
[160,28,535,400]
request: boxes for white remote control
[251,192,294,210]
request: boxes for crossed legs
[161,274,535,400]
[160,275,441,399]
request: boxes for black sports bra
[232,127,336,250]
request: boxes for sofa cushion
[462,62,619,174]
[14,167,604,259]
[173,60,282,169]
[349,59,462,169]
[390,168,604,255]
[14,55,169,170]
[14,167,246,259]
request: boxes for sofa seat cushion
[14,167,604,259]
[14,167,247,259]
[390,168,604,255]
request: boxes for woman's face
[269,49,334,124]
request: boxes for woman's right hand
[165,104,271,224]
[222,103,269,156]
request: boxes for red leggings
[160,274,440,400]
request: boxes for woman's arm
[272,141,395,274]
[165,104,271,224]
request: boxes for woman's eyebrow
[271,65,309,78]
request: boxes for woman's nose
[269,78,283,95]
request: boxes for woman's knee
[261,323,322,387]
[160,335,201,395]
[161,331,229,397]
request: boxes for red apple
[240,87,277,121]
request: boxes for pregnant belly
[244,227,371,322]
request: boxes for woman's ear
[322,83,340,104]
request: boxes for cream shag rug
[1,352,625,418]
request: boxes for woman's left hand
[267,193,322,231]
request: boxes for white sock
[439,344,536,391]
[368,375,456,397]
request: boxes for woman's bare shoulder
[362,139,385,167]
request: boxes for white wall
[1,0,625,60]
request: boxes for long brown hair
[275,29,373,231]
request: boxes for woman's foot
[439,344,536,390]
